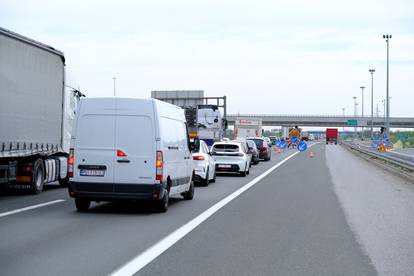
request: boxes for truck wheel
[59,177,69,187]
[75,198,90,212]
[30,159,44,194]
[182,180,194,200]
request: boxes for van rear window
[212,144,239,152]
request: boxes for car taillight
[193,155,205,160]
[117,149,127,157]
[68,148,74,178]
[156,150,163,181]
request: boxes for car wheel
[75,198,90,212]
[156,189,169,213]
[182,180,194,200]
[240,164,247,177]
[202,168,209,187]
[210,169,216,183]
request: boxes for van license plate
[80,169,105,177]
[218,164,231,168]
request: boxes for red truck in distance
[326,128,338,144]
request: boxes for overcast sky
[2,0,413,116]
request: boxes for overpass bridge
[226,114,414,128]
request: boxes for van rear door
[113,112,155,192]
[74,111,115,191]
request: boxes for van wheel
[75,198,90,212]
[156,189,169,213]
[30,159,44,194]
[202,168,209,187]
[182,181,194,200]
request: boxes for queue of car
[68,97,273,213]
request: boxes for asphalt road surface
[1,143,413,276]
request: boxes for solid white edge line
[111,150,303,276]
[0,199,66,218]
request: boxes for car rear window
[212,144,240,152]
[249,139,263,148]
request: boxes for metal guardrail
[228,114,414,119]
[343,141,414,171]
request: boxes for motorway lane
[0,147,292,276]
[139,143,376,276]
[0,184,66,213]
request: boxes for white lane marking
[111,150,302,276]
[0,199,66,218]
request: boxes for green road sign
[347,119,357,126]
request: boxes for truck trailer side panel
[0,29,65,154]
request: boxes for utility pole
[383,34,392,137]
[369,69,375,140]
[360,86,365,140]
[376,104,379,117]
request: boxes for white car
[192,140,216,186]
[69,98,196,213]
[211,141,251,176]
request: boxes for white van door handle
[117,159,130,163]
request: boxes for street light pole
[383,34,392,137]
[353,96,357,138]
[113,77,116,97]
[342,107,345,132]
[369,69,375,140]
[360,86,365,139]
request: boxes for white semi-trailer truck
[0,27,81,193]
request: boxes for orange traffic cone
[309,151,314,158]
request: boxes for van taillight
[68,148,74,178]
[156,151,163,181]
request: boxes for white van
[68,98,198,212]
